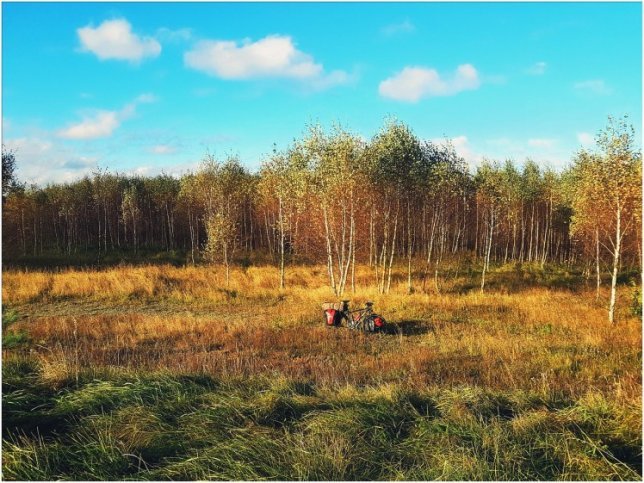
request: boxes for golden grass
[3,263,641,402]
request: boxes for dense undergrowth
[2,262,641,480]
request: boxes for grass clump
[2,308,28,349]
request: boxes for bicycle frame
[346,303,373,330]
[323,300,386,332]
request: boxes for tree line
[2,117,641,320]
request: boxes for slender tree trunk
[481,207,495,293]
[407,200,413,294]
[511,221,517,261]
[379,208,390,294]
[474,197,479,257]
[541,196,552,266]
[21,209,26,256]
[264,212,274,261]
[386,209,399,294]
[608,203,622,324]
[422,209,439,292]
[519,203,525,262]
[322,205,337,295]
[339,200,354,296]
[132,211,138,255]
[369,205,375,267]
[189,210,195,265]
[278,196,285,290]
[351,226,356,293]
[595,226,601,300]
[224,243,230,288]
[166,203,174,250]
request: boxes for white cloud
[58,111,120,140]
[526,61,547,75]
[4,136,99,185]
[184,34,353,91]
[184,35,323,79]
[150,144,177,155]
[379,64,480,102]
[58,93,156,140]
[77,18,161,62]
[574,79,613,95]
[431,135,483,171]
[528,138,556,148]
[381,20,415,36]
[577,132,595,147]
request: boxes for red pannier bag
[322,302,342,327]
[325,309,337,326]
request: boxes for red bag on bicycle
[322,302,342,327]
[325,309,337,326]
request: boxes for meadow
[2,261,642,480]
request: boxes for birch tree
[571,116,641,323]
[200,156,250,286]
[476,161,503,293]
[307,124,365,295]
[259,146,309,289]
[367,120,422,294]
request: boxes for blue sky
[3,2,641,184]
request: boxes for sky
[2,2,642,185]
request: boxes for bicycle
[322,300,387,333]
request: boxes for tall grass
[2,361,640,481]
[2,262,641,480]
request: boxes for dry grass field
[2,262,642,480]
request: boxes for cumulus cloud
[184,35,323,79]
[379,64,480,102]
[574,79,613,95]
[58,111,120,140]
[381,20,415,36]
[4,136,99,185]
[77,18,161,62]
[58,94,156,140]
[184,34,352,90]
[526,61,547,75]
